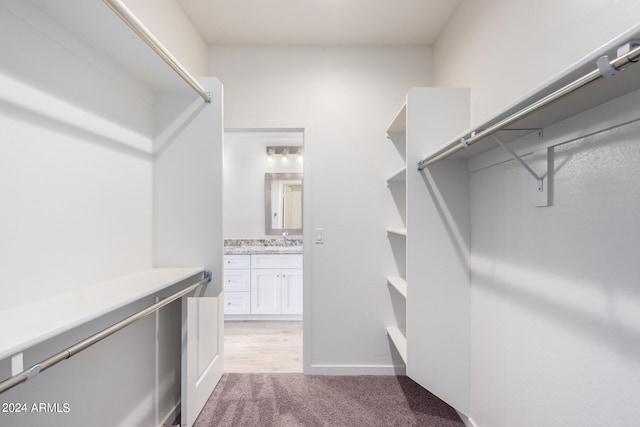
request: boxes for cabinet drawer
[250,254,303,269]
[224,270,250,292]
[224,254,250,269]
[224,292,250,315]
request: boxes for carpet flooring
[194,373,465,427]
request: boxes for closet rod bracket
[491,135,545,192]
[491,135,553,206]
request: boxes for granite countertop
[224,238,303,255]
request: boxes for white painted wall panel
[405,88,470,414]
[153,79,224,296]
[467,91,640,427]
[210,46,431,372]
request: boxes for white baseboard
[456,410,478,427]
[305,364,406,375]
[159,401,181,427]
[224,314,302,321]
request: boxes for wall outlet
[11,353,23,376]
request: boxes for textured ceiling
[177,0,461,46]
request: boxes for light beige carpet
[194,373,464,427]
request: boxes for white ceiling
[177,0,461,46]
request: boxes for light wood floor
[224,320,303,373]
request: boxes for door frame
[223,123,312,373]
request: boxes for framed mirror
[265,173,303,235]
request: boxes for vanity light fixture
[296,147,303,163]
[281,147,289,162]
[267,147,274,163]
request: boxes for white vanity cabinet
[251,268,303,314]
[281,269,304,314]
[250,254,303,315]
[224,253,303,317]
[223,255,251,314]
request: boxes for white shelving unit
[385,102,408,365]
[383,27,640,423]
[0,268,204,361]
[385,88,472,416]
[0,1,224,425]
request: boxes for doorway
[222,129,304,373]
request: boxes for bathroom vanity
[223,239,303,319]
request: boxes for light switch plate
[315,228,325,244]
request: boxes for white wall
[224,131,303,239]
[123,0,209,76]
[433,0,640,125]
[434,2,640,426]
[210,46,431,372]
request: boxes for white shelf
[386,326,407,364]
[0,268,204,361]
[423,24,640,163]
[386,276,407,299]
[386,227,407,236]
[387,104,407,134]
[386,167,406,183]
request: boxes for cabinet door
[250,269,282,314]
[281,268,303,314]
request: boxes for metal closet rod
[103,0,212,104]
[0,272,210,395]
[417,42,640,170]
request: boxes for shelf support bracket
[491,135,544,191]
[491,135,551,207]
